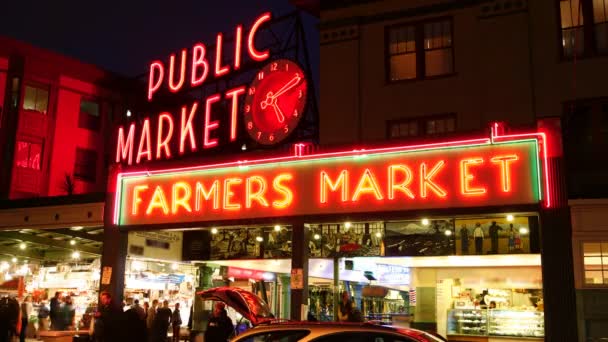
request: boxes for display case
[488,309,544,338]
[447,309,488,336]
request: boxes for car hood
[197,287,274,326]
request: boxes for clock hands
[260,75,302,123]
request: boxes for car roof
[234,321,429,338]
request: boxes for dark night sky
[0,0,319,82]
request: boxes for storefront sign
[115,11,309,166]
[226,266,274,281]
[114,139,542,226]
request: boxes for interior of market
[122,212,546,340]
[0,225,103,337]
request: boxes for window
[559,0,608,57]
[22,85,49,114]
[74,148,97,182]
[15,141,42,170]
[387,114,456,140]
[237,330,310,342]
[387,18,453,81]
[583,242,608,285]
[78,99,101,131]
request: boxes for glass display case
[447,309,488,336]
[488,310,545,338]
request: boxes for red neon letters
[147,12,271,101]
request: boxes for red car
[198,287,445,342]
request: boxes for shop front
[105,123,554,341]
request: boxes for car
[198,287,446,342]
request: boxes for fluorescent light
[11,257,17,263]
[211,228,218,234]
[313,234,321,240]
[519,227,529,235]
[171,263,178,271]
[19,243,26,250]
[422,218,430,226]
[70,240,76,246]
[344,222,352,229]
[375,232,382,238]
[255,236,264,242]
[507,214,514,222]
[274,225,281,231]
[71,251,80,259]
[445,230,453,236]
[71,226,84,231]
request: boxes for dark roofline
[0,193,105,210]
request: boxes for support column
[99,165,127,304]
[290,221,308,320]
[279,275,291,319]
[333,256,339,321]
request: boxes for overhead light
[344,222,352,229]
[70,240,76,246]
[211,228,218,234]
[11,257,17,263]
[71,226,84,231]
[255,236,264,242]
[274,225,281,231]
[375,232,382,238]
[313,234,321,240]
[126,110,132,117]
[171,263,178,271]
[71,251,80,259]
[444,230,453,236]
[519,227,529,235]
[421,218,430,226]
[506,214,514,222]
[0,262,9,271]
[5,274,12,281]
[19,243,26,250]
[241,144,247,151]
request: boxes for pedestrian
[473,223,484,254]
[171,303,182,342]
[146,299,158,333]
[92,291,120,342]
[49,291,62,330]
[460,224,469,254]
[143,301,150,321]
[37,300,50,331]
[132,299,146,321]
[152,300,172,342]
[61,296,75,330]
[124,301,147,342]
[204,302,234,342]
[0,295,21,342]
[489,221,503,254]
[20,296,32,342]
[337,291,352,322]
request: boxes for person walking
[204,302,234,342]
[49,291,62,330]
[61,296,75,330]
[19,296,32,342]
[459,224,469,254]
[92,291,121,342]
[171,303,182,342]
[473,223,484,255]
[132,299,146,321]
[152,300,172,342]
[146,299,158,335]
[489,221,503,254]
[337,291,353,322]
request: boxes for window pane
[446,118,456,132]
[562,27,585,57]
[584,242,602,256]
[15,142,30,168]
[391,124,400,138]
[595,22,608,53]
[390,53,416,80]
[593,0,608,23]
[23,86,37,111]
[29,142,42,170]
[427,120,436,134]
[80,100,100,117]
[585,270,604,284]
[399,123,409,136]
[35,88,49,114]
[585,257,603,267]
[561,0,584,28]
[425,48,453,77]
[409,123,418,136]
[424,20,450,50]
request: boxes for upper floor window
[388,113,456,140]
[15,140,42,170]
[559,0,608,58]
[74,148,97,182]
[78,99,101,131]
[583,242,608,285]
[387,18,454,81]
[22,85,49,114]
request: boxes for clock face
[243,59,308,145]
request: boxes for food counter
[447,308,544,340]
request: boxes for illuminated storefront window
[583,242,608,285]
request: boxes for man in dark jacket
[49,291,62,330]
[92,292,122,342]
[204,302,234,342]
[151,300,172,342]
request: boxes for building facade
[320,0,608,341]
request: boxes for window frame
[22,83,50,115]
[385,16,456,83]
[386,113,457,140]
[78,97,102,131]
[581,240,608,287]
[73,147,97,183]
[556,0,608,59]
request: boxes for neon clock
[243,59,308,145]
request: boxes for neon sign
[114,137,542,226]
[116,12,310,166]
